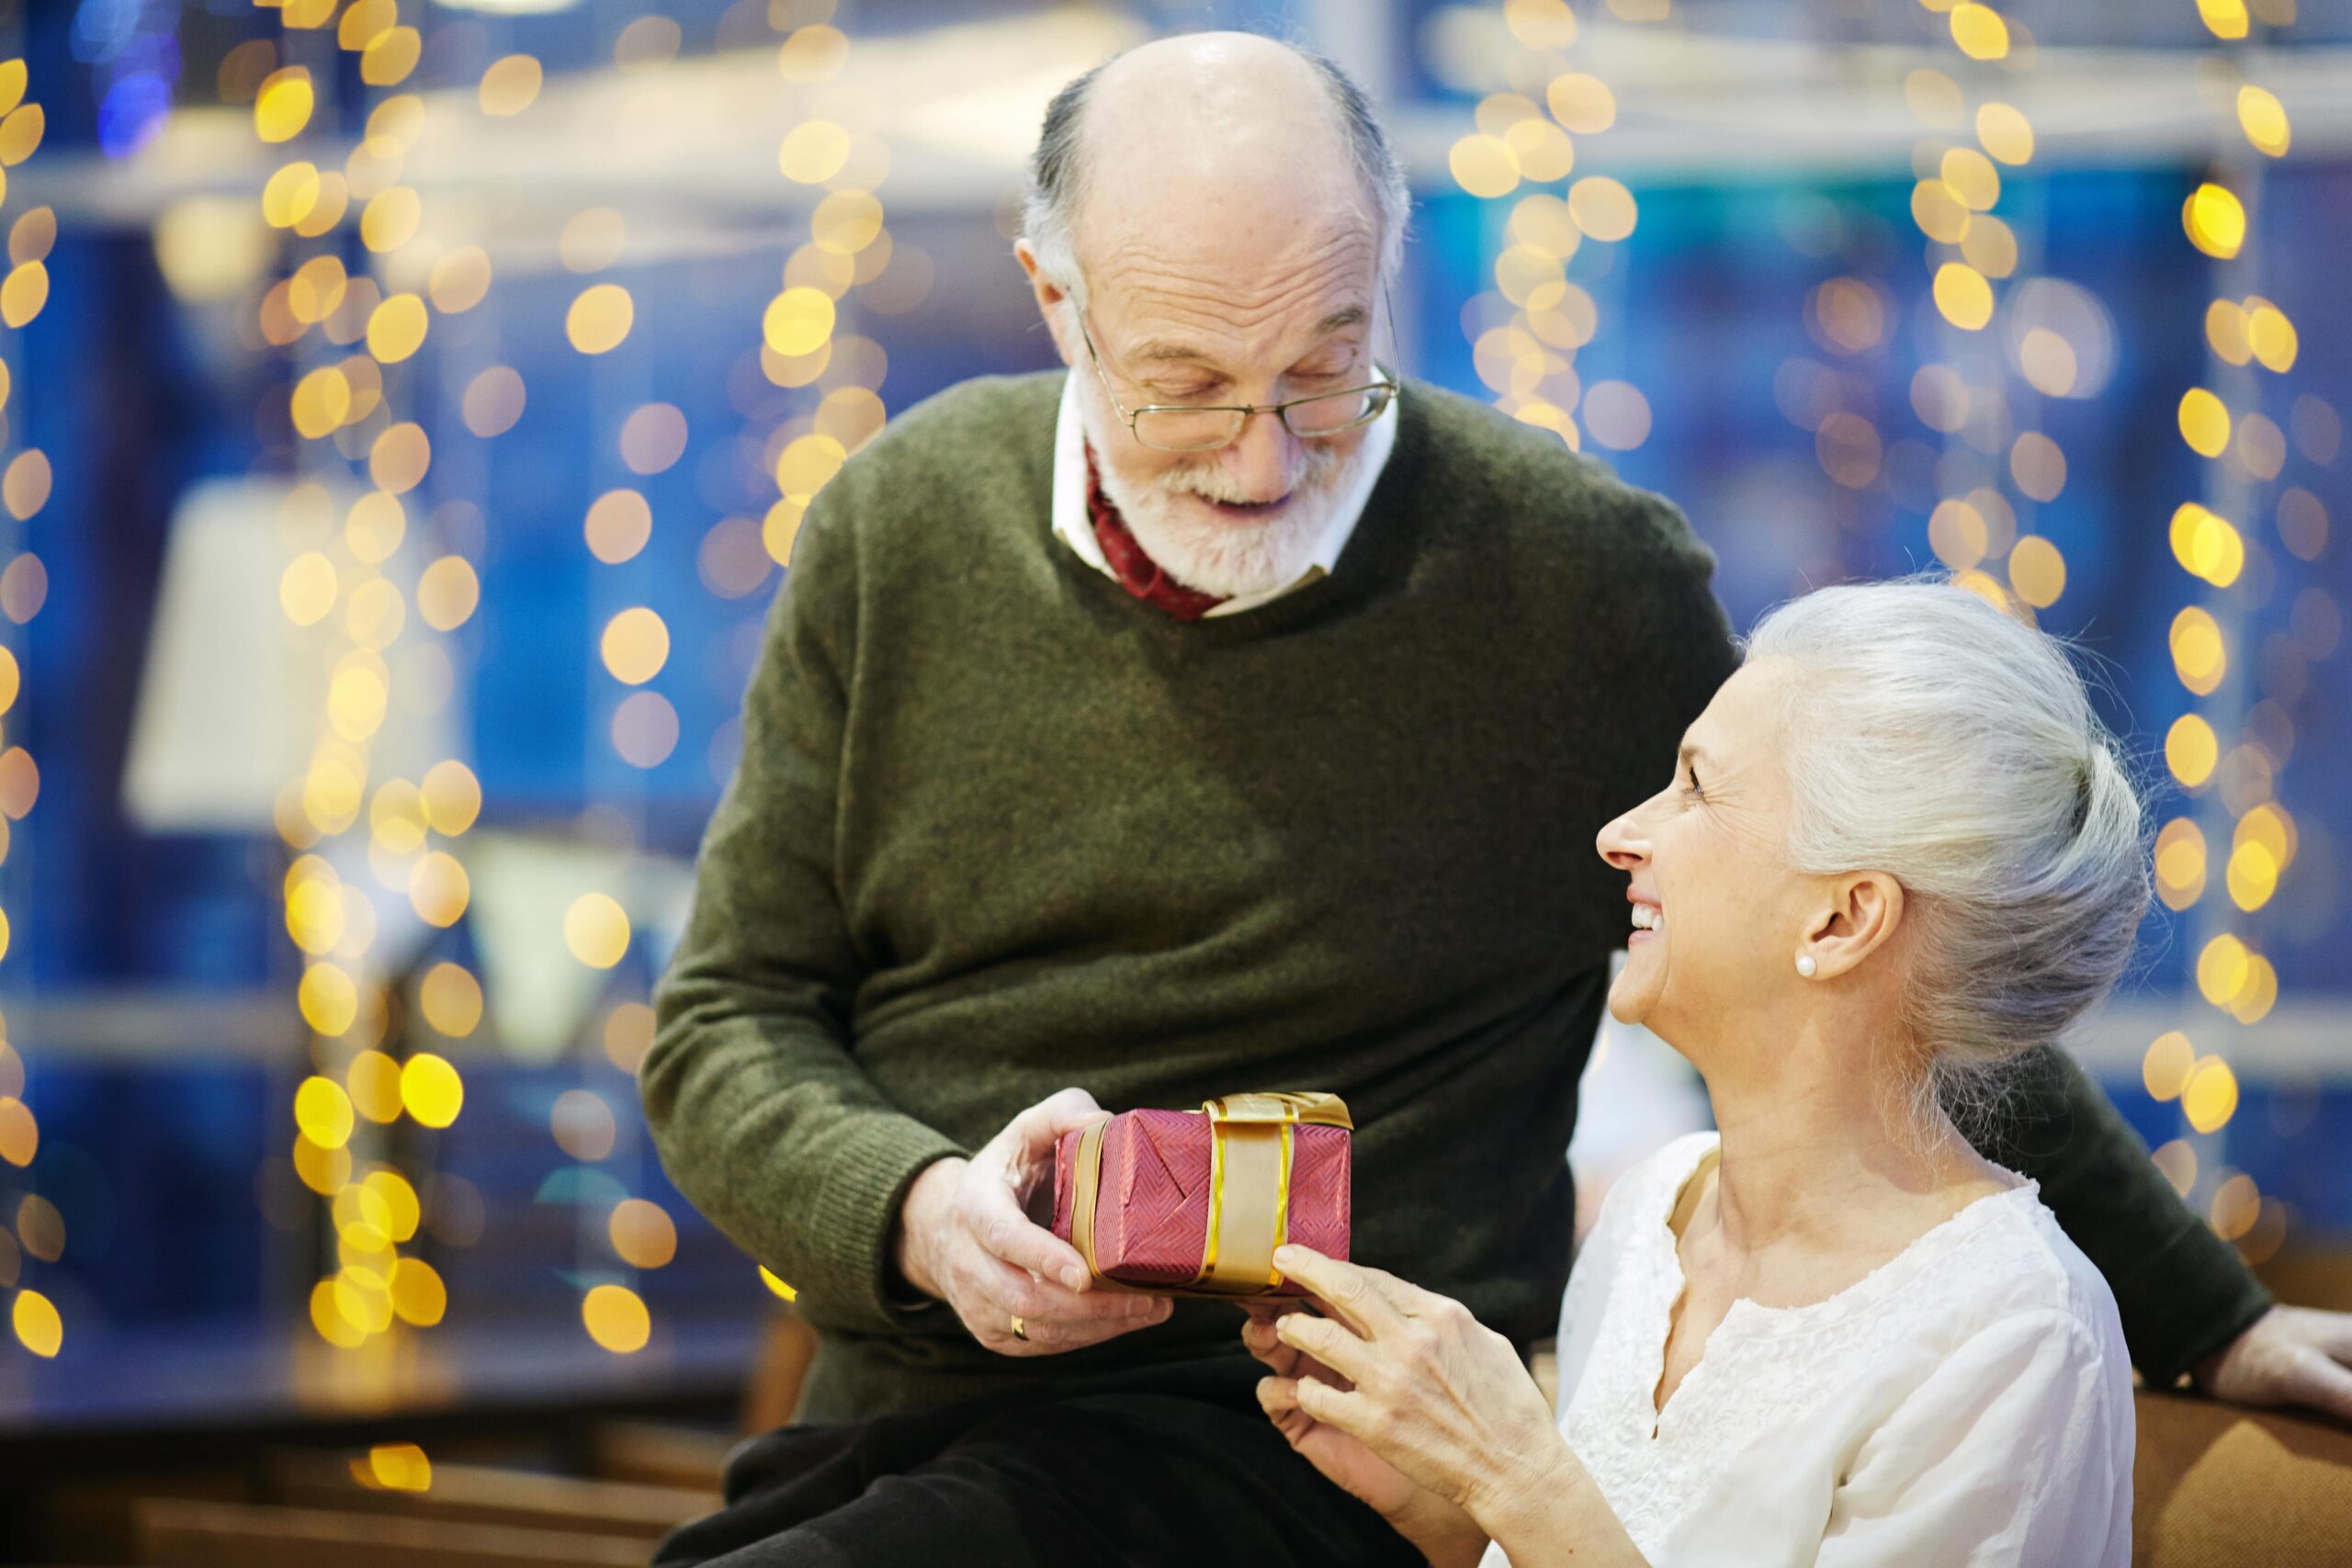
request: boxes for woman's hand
[1241,1303,1489,1566]
[1240,1304,1448,1523]
[1261,1244,1577,1531]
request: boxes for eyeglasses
[1071,294,1400,454]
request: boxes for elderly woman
[1243,579,2141,1565]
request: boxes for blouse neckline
[1651,1133,2041,1344]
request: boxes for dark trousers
[650,1350,1432,1567]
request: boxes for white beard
[1095,439,1359,601]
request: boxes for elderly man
[643,31,2347,1568]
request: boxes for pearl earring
[1795,953,1817,978]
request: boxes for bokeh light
[564,893,631,969]
[567,284,635,355]
[401,1054,464,1129]
[609,1199,677,1269]
[600,607,670,685]
[582,1283,650,1353]
[584,491,654,566]
[479,54,542,118]
[552,1089,617,1162]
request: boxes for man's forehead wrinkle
[1124,280,1358,341]
[1102,264,1373,359]
[1101,263,1371,333]
[1088,229,1377,324]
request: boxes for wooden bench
[119,1312,816,1565]
[133,1497,656,1567]
[263,1449,718,1541]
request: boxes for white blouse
[1480,1132,2133,1566]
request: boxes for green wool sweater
[642,371,2270,1425]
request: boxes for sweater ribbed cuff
[806,1114,970,1337]
[2109,1215,2276,1387]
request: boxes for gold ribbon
[1071,1117,1111,1287]
[1069,1093,1351,1298]
[1197,1093,1351,1293]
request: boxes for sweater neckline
[1031,374,1430,645]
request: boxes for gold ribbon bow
[1071,1092,1352,1298]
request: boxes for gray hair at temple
[1021,39,1413,305]
[1742,576,2152,1138]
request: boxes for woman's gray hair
[1742,575,2152,1140]
[1021,40,1412,307]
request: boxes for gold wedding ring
[1010,1313,1028,1341]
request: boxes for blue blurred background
[0,0,2343,1388]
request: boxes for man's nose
[1220,409,1299,502]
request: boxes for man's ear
[1801,870,1905,982]
[1013,239,1075,367]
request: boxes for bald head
[1090,35,1360,189]
[1022,33,1409,299]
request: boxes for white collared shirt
[1048,367,1399,617]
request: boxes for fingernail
[1273,1245,1301,1265]
[1063,1266,1088,1291]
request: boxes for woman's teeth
[1632,905,1664,931]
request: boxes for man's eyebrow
[1127,307,1371,368]
[1131,339,1216,366]
[1314,305,1368,335]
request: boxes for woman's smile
[1628,890,1665,946]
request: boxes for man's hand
[890,1087,1172,1356]
[2193,1304,2352,1424]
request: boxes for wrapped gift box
[1050,1091,1351,1299]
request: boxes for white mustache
[1156,442,1351,506]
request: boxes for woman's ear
[1800,871,1905,981]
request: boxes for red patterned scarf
[1083,444,1228,621]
